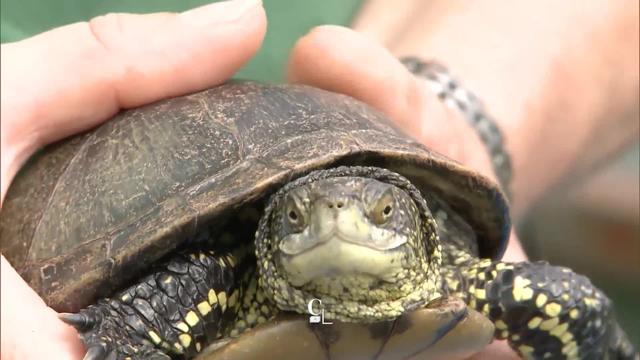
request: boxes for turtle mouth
[277,233,411,288]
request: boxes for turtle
[0,81,636,360]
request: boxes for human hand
[287,26,525,360]
[0,0,266,359]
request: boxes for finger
[287,25,492,180]
[1,256,85,360]
[1,0,266,199]
[350,0,425,46]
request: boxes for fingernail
[181,0,262,26]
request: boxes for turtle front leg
[443,246,637,359]
[60,250,244,360]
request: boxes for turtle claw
[82,344,108,360]
[59,312,94,331]
[61,305,170,360]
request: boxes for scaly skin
[61,250,249,359]
[441,243,637,359]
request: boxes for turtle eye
[370,189,395,225]
[288,209,299,223]
[284,194,307,230]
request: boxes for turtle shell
[0,81,509,313]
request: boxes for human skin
[348,0,639,219]
[1,1,638,360]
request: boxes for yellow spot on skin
[197,301,212,316]
[560,332,574,344]
[448,279,459,290]
[196,342,202,352]
[545,302,562,317]
[536,294,548,308]
[584,297,598,308]
[218,291,228,311]
[121,294,131,302]
[511,334,520,341]
[179,334,192,348]
[562,341,578,355]
[496,263,506,270]
[528,317,542,329]
[163,276,173,284]
[228,290,239,308]
[519,345,534,356]
[491,270,497,278]
[173,343,184,353]
[208,289,218,305]
[550,322,569,337]
[475,289,486,300]
[479,259,492,267]
[513,284,534,301]
[148,331,162,345]
[500,330,509,339]
[185,311,200,326]
[482,304,490,314]
[495,320,508,330]
[540,317,559,331]
[176,322,189,333]
[569,309,580,319]
[512,276,534,301]
[478,273,485,280]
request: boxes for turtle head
[255,167,442,322]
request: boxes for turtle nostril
[336,202,344,208]
[328,204,334,209]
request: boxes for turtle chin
[277,235,413,302]
[268,234,439,323]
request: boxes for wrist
[409,76,499,187]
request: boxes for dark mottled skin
[71,251,242,359]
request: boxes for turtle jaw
[277,234,414,301]
[278,234,409,286]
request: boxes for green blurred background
[1,0,363,82]
[2,0,638,346]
